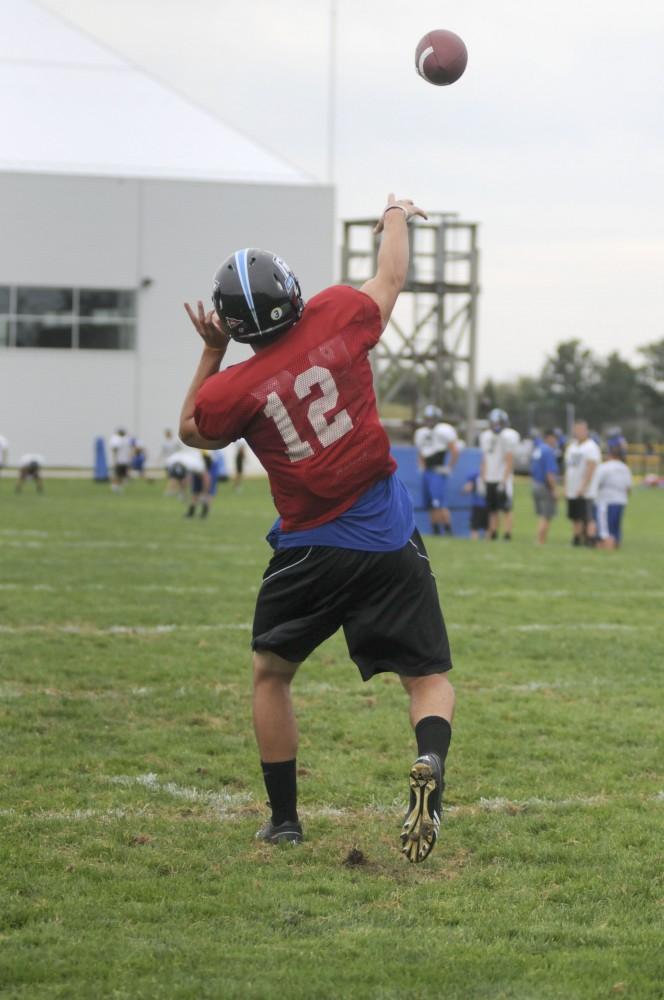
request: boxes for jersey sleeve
[194,371,251,444]
[439,423,458,445]
[503,429,520,452]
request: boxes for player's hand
[184,300,230,351]
[373,193,428,234]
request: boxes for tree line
[480,337,664,440]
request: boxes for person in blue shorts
[530,429,559,544]
[414,406,459,535]
[595,442,632,549]
[179,193,454,863]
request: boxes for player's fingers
[184,302,201,331]
[386,192,395,205]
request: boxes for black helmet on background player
[489,407,509,431]
[212,248,304,344]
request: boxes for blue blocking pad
[391,445,482,538]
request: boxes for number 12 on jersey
[263,365,353,463]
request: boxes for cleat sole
[400,761,440,864]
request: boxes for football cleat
[255,818,303,846]
[400,752,443,864]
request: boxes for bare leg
[400,673,455,727]
[252,651,300,762]
[536,516,550,544]
[503,510,513,535]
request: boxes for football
[415,29,468,86]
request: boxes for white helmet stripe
[234,249,261,333]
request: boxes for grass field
[1,476,663,999]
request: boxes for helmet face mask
[212,248,304,344]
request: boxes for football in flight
[415,29,468,86]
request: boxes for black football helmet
[212,248,304,344]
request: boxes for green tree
[637,338,664,434]
[590,352,641,429]
[538,340,600,421]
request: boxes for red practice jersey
[194,285,396,531]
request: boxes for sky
[40,0,664,383]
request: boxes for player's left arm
[360,193,427,328]
[179,301,231,449]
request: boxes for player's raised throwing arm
[179,301,231,449]
[360,193,427,329]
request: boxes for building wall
[0,171,334,467]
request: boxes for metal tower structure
[340,213,480,440]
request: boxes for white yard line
[453,588,664,600]
[3,788,662,824]
[0,623,252,636]
[1,620,650,637]
[109,773,252,815]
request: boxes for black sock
[261,759,298,825]
[415,716,452,770]
[432,524,441,535]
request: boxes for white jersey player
[479,409,520,540]
[414,405,459,535]
[564,421,601,546]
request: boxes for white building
[0,0,333,467]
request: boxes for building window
[16,321,74,349]
[0,285,136,350]
[79,323,135,350]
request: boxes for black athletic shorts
[470,506,489,531]
[252,529,452,682]
[169,462,187,482]
[115,463,129,479]
[485,482,512,512]
[567,497,593,522]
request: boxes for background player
[414,405,459,535]
[16,454,45,493]
[233,439,247,492]
[530,429,559,544]
[479,409,520,540]
[109,428,132,493]
[462,471,488,540]
[0,432,8,479]
[179,194,455,864]
[564,420,601,546]
[595,441,632,549]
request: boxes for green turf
[1,477,663,999]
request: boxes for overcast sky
[41,0,664,383]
